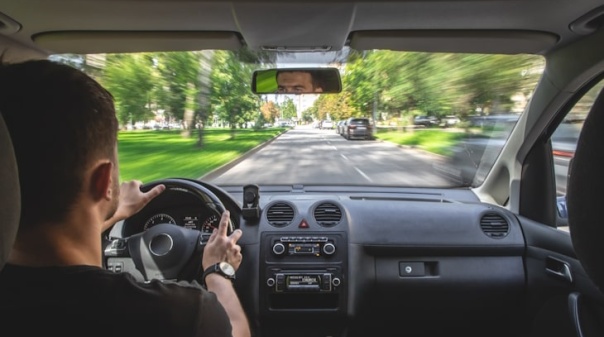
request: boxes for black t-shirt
[0,263,233,337]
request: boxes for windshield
[49,49,544,188]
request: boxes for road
[206,125,452,187]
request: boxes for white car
[441,115,461,127]
[321,120,334,129]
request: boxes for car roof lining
[1,1,603,57]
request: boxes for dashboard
[109,180,528,337]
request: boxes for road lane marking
[340,154,349,161]
[354,167,373,182]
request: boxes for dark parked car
[336,120,348,135]
[413,115,440,127]
[344,117,373,140]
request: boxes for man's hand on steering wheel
[103,180,166,231]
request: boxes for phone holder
[242,184,261,221]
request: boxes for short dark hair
[0,59,118,228]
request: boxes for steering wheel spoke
[128,223,203,281]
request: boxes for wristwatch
[202,261,236,287]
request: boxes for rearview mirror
[251,67,342,94]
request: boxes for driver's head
[0,59,120,229]
[276,70,324,93]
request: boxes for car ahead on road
[343,117,373,140]
[320,119,334,129]
[2,1,604,337]
[413,115,440,127]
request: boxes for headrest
[0,112,20,270]
[567,87,604,291]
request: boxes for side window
[552,80,604,229]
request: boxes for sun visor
[349,30,559,55]
[32,31,243,54]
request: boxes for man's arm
[205,275,251,337]
[203,211,251,337]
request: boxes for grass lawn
[375,128,467,156]
[117,128,285,183]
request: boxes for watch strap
[202,262,235,288]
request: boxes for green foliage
[280,97,297,120]
[117,128,285,182]
[253,113,267,130]
[155,52,202,124]
[102,54,156,127]
[313,91,357,121]
[60,49,543,141]
[209,51,262,132]
[260,101,280,123]
[339,50,544,122]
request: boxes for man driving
[0,59,250,337]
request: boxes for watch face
[219,262,235,277]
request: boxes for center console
[259,232,348,336]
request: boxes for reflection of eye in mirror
[252,67,342,94]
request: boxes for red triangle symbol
[298,219,309,228]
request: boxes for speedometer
[201,214,219,234]
[144,213,176,230]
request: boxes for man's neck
[8,217,104,267]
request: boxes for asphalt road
[206,125,453,187]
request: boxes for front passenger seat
[566,86,604,337]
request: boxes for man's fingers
[229,229,243,243]
[146,184,165,199]
[217,210,230,236]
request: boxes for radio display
[288,243,321,255]
[286,274,321,287]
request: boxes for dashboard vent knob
[314,203,342,226]
[266,202,294,227]
[480,213,510,239]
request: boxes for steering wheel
[103,178,233,282]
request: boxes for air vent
[480,213,510,239]
[266,202,294,227]
[314,203,342,227]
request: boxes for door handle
[545,256,573,283]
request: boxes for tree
[260,101,280,123]
[155,52,202,130]
[342,50,543,122]
[102,54,156,128]
[209,51,262,138]
[312,91,357,121]
[280,98,297,120]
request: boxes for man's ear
[90,161,114,201]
